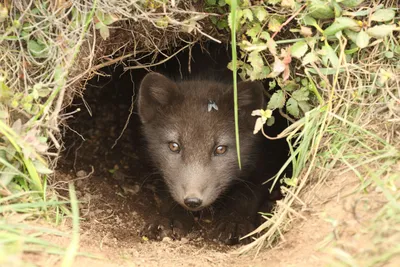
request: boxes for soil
[35,171,400,267]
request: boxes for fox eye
[168,142,181,153]
[214,145,227,155]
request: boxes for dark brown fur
[138,72,278,244]
[138,73,264,208]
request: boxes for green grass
[229,0,241,169]
[0,197,69,266]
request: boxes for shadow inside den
[58,42,291,247]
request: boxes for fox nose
[184,197,202,209]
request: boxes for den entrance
[58,42,290,250]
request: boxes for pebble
[76,170,87,177]
[162,237,172,243]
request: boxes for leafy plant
[226,0,398,131]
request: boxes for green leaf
[241,41,268,52]
[286,98,299,118]
[268,17,281,32]
[340,0,365,8]
[356,30,370,49]
[370,9,395,22]
[33,160,53,174]
[248,51,263,69]
[283,80,300,92]
[302,52,319,65]
[218,0,227,6]
[266,116,275,126]
[367,24,396,39]
[155,17,169,28]
[302,15,324,33]
[102,14,119,25]
[306,67,345,75]
[254,7,268,22]
[393,45,400,55]
[99,24,110,40]
[291,41,308,59]
[217,20,228,29]
[267,90,285,110]
[345,46,359,54]
[344,29,358,43]
[324,17,360,36]
[343,9,370,17]
[292,88,309,101]
[207,0,217,5]
[260,31,270,40]
[320,43,339,68]
[246,23,261,39]
[248,51,269,80]
[0,79,12,99]
[298,101,311,113]
[308,0,335,19]
[27,39,47,58]
[269,80,277,90]
[332,1,342,17]
[242,9,253,21]
[384,51,394,59]
[303,15,317,27]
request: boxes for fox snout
[165,166,228,211]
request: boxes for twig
[271,4,307,40]
[124,43,192,70]
[279,108,296,123]
[111,78,136,149]
[90,53,134,73]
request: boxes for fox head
[138,72,264,211]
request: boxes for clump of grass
[232,2,399,264]
[0,186,78,267]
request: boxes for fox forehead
[157,112,235,144]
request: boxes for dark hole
[59,42,292,248]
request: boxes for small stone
[76,170,87,177]
[121,184,140,195]
[180,237,189,244]
[95,209,103,215]
[162,237,172,243]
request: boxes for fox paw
[140,217,187,241]
[213,220,255,245]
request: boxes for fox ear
[237,81,265,113]
[138,72,178,123]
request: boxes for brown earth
[26,171,400,267]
